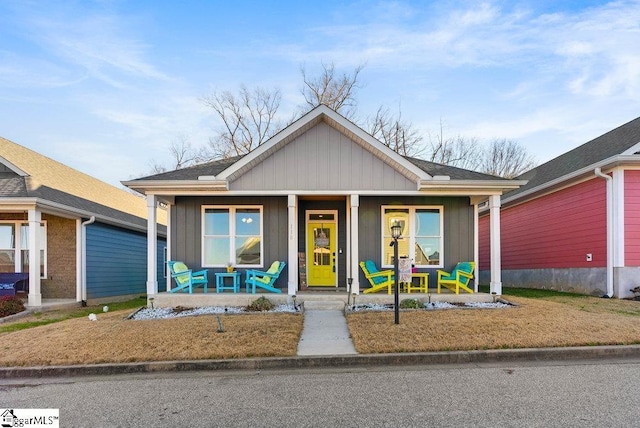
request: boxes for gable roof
[0,137,166,231]
[503,116,640,204]
[126,105,523,196]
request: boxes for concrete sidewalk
[297,301,357,356]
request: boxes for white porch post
[350,195,360,294]
[146,195,158,297]
[287,194,298,295]
[27,209,42,307]
[165,202,172,292]
[612,168,625,297]
[489,194,502,295]
[473,202,479,292]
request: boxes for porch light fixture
[390,221,403,324]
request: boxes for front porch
[150,289,495,309]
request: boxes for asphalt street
[2,358,640,427]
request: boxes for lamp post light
[390,221,403,325]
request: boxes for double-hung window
[202,206,263,267]
[0,221,47,277]
[382,206,443,268]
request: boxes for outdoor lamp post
[390,221,403,325]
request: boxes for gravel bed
[131,304,299,320]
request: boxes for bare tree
[480,138,537,178]
[366,105,424,156]
[425,120,482,171]
[148,134,197,173]
[201,85,283,158]
[299,62,364,119]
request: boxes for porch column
[146,195,158,297]
[489,194,502,295]
[473,201,479,292]
[612,168,625,298]
[27,209,42,307]
[165,202,172,292]
[350,195,360,294]
[287,194,298,295]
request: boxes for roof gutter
[594,167,614,298]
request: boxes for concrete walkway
[297,301,357,356]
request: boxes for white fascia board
[122,180,229,194]
[0,155,29,176]
[502,155,640,206]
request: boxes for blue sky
[1,0,640,187]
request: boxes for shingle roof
[0,137,165,229]
[132,154,506,182]
[505,116,640,200]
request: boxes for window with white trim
[202,206,263,267]
[382,206,443,268]
[0,221,47,277]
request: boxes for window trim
[0,220,47,278]
[380,206,443,269]
[201,205,264,268]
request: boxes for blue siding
[86,222,166,299]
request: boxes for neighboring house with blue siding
[0,136,166,307]
[125,106,524,298]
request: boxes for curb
[2,345,640,379]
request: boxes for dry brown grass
[347,296,640,353]
[0,310,303,366]
[1,294,640,366]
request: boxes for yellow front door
[307,221,336,286]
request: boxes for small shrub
[399,298,421,309]
[0,295,26,317]
[246,296,275,312]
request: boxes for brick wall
[43,214,76,298]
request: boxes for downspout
[594,168,613,298]
[81,216,96,305]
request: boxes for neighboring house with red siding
[479,117,640,298]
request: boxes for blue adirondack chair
[245,261,285,293]
[168,261,208,293]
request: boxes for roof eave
[122,179,229,194]
[419,179,527,193]
[502,155,640,206]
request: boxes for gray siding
[358,196,474,288]
[231,122,417,191]
[171,196,289,289]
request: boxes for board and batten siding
[85,222,164,299]
[171,196,289,287]
[357,196,475,288]
[481,177,606,270]
[625,170,640,266]
[230,122,417,192]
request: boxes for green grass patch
[478,285,585,299]
[0,296,147,334]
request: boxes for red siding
[481,178,606,269]
[479,215,490,270]
[625,170,640,266]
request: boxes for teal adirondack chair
[360,260,394,294]
[437,261,475,294]
[168,261,208,293]
[245,261,285,293]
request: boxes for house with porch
[124,106,524,299]
[479,116,640,299]
[0,136,166,307]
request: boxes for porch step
[303,300,345,311]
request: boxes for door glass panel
[312,227,331,266]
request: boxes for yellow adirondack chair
[360,260,394,294]
[437,262,475,294]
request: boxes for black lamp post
[390,221,403,325]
